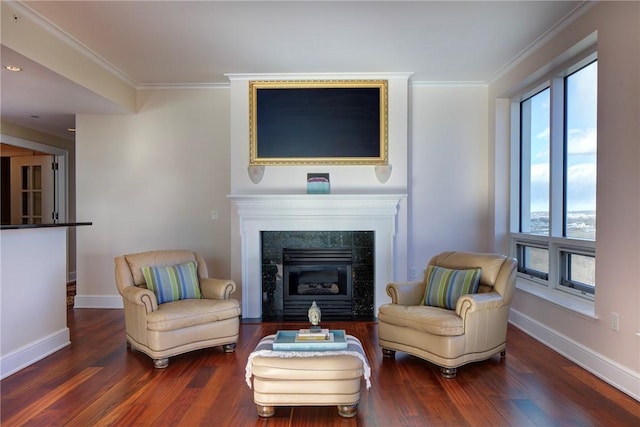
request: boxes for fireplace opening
[260,230,374,321]
[283,248,353,320]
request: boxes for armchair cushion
[378,304,464,336]
[142,261,202,304]
[146,298,241,331]
[421,265,481,310]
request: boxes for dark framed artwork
[249,80,388,165]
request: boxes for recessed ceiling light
[67,128,76,132]
[4,65,22,72]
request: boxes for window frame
[515,239,549,282]
[509,49,597,315]
[558,246,596,297]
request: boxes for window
[511,54,597,301]
[519,88,550,235]
[564,63,597,240]
[516,243,548,281]
[559,250,595,295]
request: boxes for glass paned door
[10,155,55,224]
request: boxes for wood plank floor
[1,309,639,426]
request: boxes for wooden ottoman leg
[256,404,275,418]
[153,358,169,369]
[223,343,236,353]
[337,404,357,418]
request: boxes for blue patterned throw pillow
[421,265,481,310]
[141,261,202,304]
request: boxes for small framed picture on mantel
[307,173,330,194]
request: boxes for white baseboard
[1,328,70,379]
[74,294,123,309]
[509,308,640,401]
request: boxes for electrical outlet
[211,210,218,220]
[611,312,619,331]
[409,267,418,279]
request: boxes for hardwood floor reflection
[1,309,638,426]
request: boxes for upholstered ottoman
[245,334,371,418]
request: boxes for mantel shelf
[228,194,407,218]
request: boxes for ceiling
[1,1,587,140]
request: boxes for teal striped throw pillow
[421,265,481,310]
[141,261,202,304]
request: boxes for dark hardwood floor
[1,309,638,426]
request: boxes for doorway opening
[1,134,67,225]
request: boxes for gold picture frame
[249,80,388,165]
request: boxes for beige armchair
[378,251,517,378]
[115,249,241,368]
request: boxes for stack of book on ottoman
[296,328,332,341]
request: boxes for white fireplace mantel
[229,193,407,318]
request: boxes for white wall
[490,2,640,397]
[1,228,69,378]
[75,88,232,306]
[408,85,491,273]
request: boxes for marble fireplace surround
[229,194,406,319]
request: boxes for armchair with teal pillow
[378,251,517,378]
[115,249,241,368]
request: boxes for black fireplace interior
[261,231,374,321]
[283,248,353,319]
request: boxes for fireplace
[283,248,353,320]
[229,194,406,319]
[261,230,374,320]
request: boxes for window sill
[515,277,598,321]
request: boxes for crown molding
[488,0,597,85]
[225,72,414,82]
[12,1,138,88]
[136,82,230,90]
[410,81,487,88]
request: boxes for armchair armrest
[456,292,510,352]
[122,286,157,313]
[455,292,504,318]
[386,281,427,305]
[200,278,237,300]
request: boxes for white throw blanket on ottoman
[246,333,372,389]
